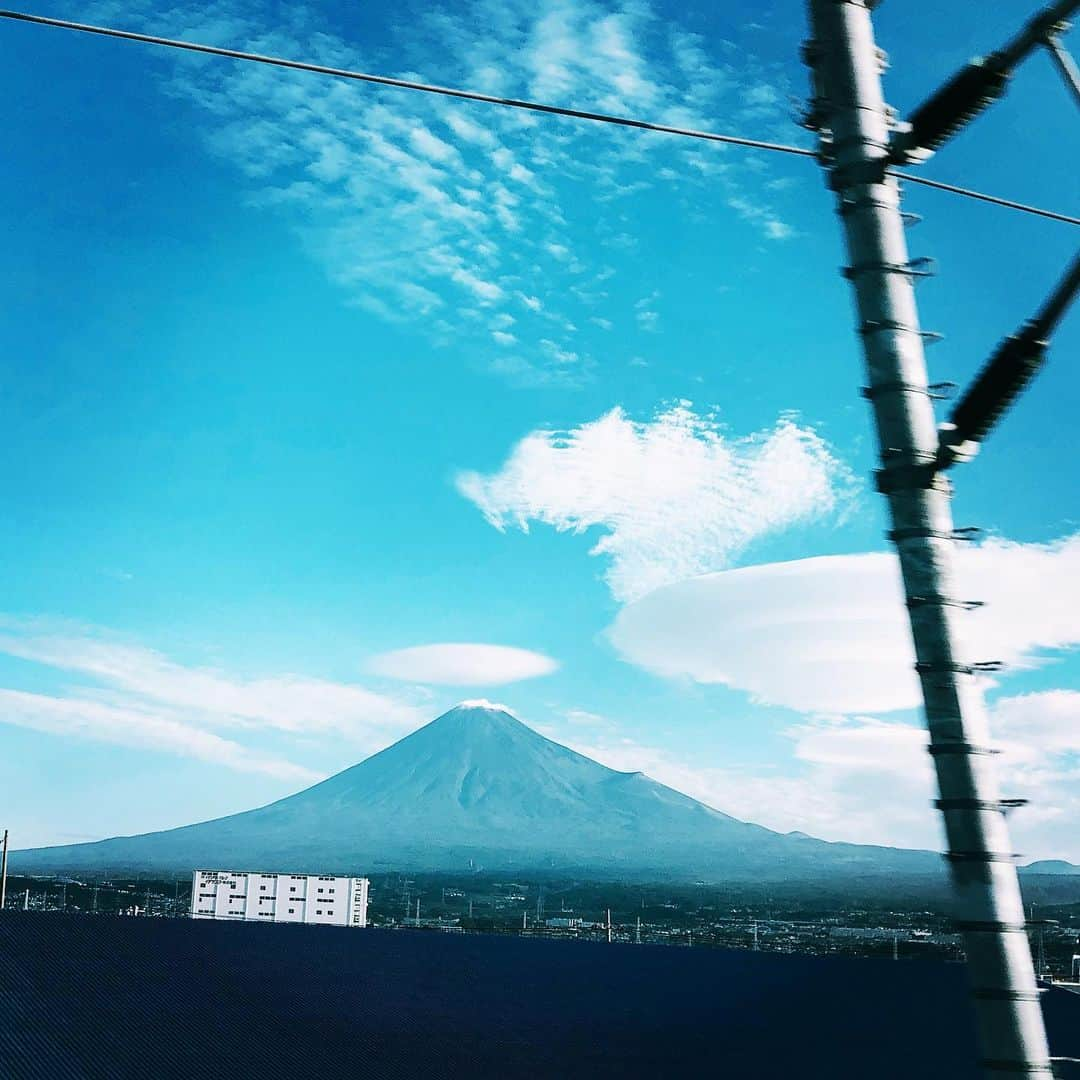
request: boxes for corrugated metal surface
[0,913,1076,1079]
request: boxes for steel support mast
[0,829,7,912]
[804,3,1052,1077]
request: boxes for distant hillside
[1021,860,1080,876]
[14,703,942,882]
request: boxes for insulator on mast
[891,57,1010,163]
[937,250,1080,470]
[890,0,1080,162]
[937,328,1047,468]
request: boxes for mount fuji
[13,702,940,880]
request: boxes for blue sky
[2,0,1079,859]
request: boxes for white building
[191,869,369,928]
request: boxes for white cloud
[993,689,1080,761]
[595,535,1080,859]
[0,626,420,736]
[539,338,579,365]
[562,707,619,731]
[634,291,660,332]
[408,124,462,165]
[565,700,1080,860]
[725,195,793,241]
[449,266,504,302]
[0,619,424,776]
[457,403,854,601]
[0,688,319,783]
[608,535,1080,712]
[772,698,1080,860]
[444,111,498,147]
[559,717,939,850]
[366,643,558,686]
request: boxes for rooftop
[1,913,1078,1078]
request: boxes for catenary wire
[886,171,1080,227]
[0,8,1077,228]
[0,10,816,158]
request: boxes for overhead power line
[0,8,1077,228]
[0,10,814,158]
[885,172,1079,226]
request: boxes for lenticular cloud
[608,536,1080,713]
[366,644,558,687]
[456,404,854,601]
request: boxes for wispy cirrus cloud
[0,618,425,780]
[0,688,320,783]
[456,403,855,601]
[77,0,803,386]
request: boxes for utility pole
[803,3,1059,1076]
[0,829,7,911]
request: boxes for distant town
[6,868,1080,981]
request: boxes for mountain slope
[13,703,940,880]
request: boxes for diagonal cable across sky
[0,8,1077,228]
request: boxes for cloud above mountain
[457,403,854,601]
[366,643,558,685]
